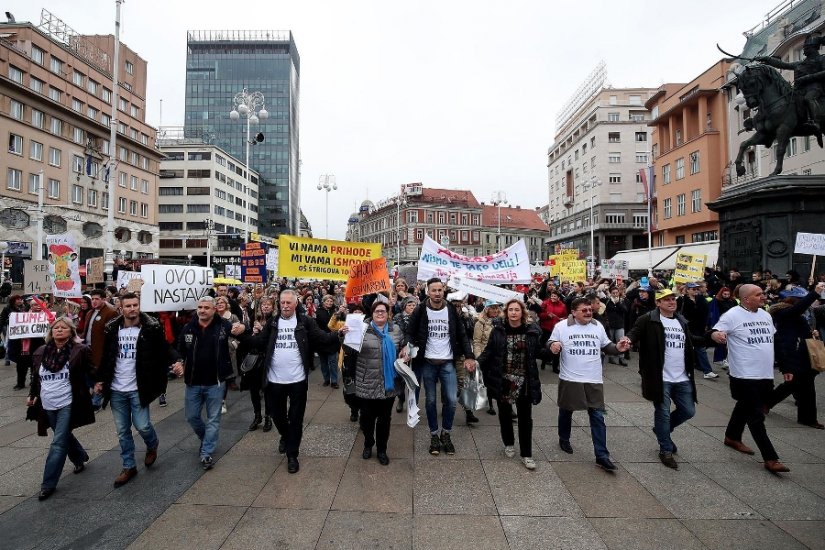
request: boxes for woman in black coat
[477,299,543,470]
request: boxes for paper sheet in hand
[405,386,420,428]
[343,313,367,351]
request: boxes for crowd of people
[1,266,824,501]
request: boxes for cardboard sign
[557,259,587,282]
[417,236,532,284]
[23,260,51,295]
[345,257,391,298]
[266,249,279,273]
[600,259,629,279]
[224,264,241,279]
[46,234,81,297]
[447,275,523,304]
[241,242,268,284]
[7,311,52,340]
[673,253,707,284]
[139,265,214,312]
[794,232,825,256]
[116,270,142,290]
[278,235,382,281]
[86,257,105,284]
[127,278,144,292]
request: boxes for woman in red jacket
[538,290,568,372]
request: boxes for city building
[545,62,655,262]
[646,60,731,246]
[156,133,259,269]
[0,10,162,280]
[347,184,547,265]
[184,30,300,237]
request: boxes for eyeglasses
[576,308,593,313]
[373,310,387,315]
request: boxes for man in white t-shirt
[711,284,788,473]
[549,297,629,472]
[624,288,700,470]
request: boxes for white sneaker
[504,446,516,458]
[721,359,729,370]
[703,372,719,379]
[221,401,228,414]
[522,457,536,470]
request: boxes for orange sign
[345,257,391,298]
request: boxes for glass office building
[184,30,300,237]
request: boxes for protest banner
[224,265,241,279]
[794,232,825,256]
[127,278,144,292]
[241,242,269,283]
[250,232,277,245]
[46,234,81,297]
[266,249,279,274]
[600,259,629,279]
[139,265,214,312]
[416,236,532,284]
[278,235,382,281]
[116,270,142,290]
[396,265,419,284]
[557,259,586,282]
[345,257,391,298]
[673,253,707,284]
[23,260,51,295]
[447,275,523,304]
[86,257,105,284]
[7,311,52,340]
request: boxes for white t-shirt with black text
[661,315,689,383]
[713,306,775,379]
[39,363,72,411]
[112,326,140,392]
[269,315,305,384]
[551,320,612,384]
[424,306,453,360]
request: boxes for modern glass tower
[184,30,300,237]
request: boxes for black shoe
[396,401,403,413]
[201,456,214,470]
[330,383,339,389]
[440,432,455,455]
[552,366,560,374]
[377,452,389,465]
[429,434,441,456]
[262,416,272,432]
[659,452,678,470]
[487,407,497,416]
[465,410,479,424]
[278,437,286,454]
[287,457,299,474]
[540,362,546,370]
[12,385,24,391]
[350,412,359,422]
[38,488,55,501]
[559,440,574,454]
[671,442,678,455]
[249,416,262,431]
[362,447,372,460]
[322,381,330,387]
[73,462,85,474]
[596,457,617,471]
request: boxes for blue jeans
[694,347,713,374]
[110,390,159,469]
[653,381,696,453]
[185,383,224,459]
[421,360,458,434]
[319,353,338,384]
[558,407,609,459]
[42,405,87,491]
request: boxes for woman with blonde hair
[27,317,94,500]
[473,300,502,415]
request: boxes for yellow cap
[655,288,676,300]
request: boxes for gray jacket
[353,321,405,400]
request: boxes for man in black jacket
[405,278,476,456]
[677,282,718,379]
[96,293,180,487]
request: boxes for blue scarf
[371,321,397,392]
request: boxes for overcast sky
[8,0,782,239]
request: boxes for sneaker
[429,434,441,456]
[522,457,537,470]
[596,457,617,471]
[201,456,214,470]
[440,431,455,455]
[703,372,719,379]
[504,445,516,458]
[721,359,729,370]
[158,393,167,407]
[658,452,678,470]
[221,401,227,414]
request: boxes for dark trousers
[16,354,31,387]
[768,370,818,425]
[247,369,271,419]
[265,379,308,459]
[726,377,778,461]
[359,397,395,452]
[497,395,533,457]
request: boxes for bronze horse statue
[731,63,823,177]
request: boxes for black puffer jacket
[477,321,542,404]
[406,300,475,367]
[770,290,820,375]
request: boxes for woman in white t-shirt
[26,317,95,501]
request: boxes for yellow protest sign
[673,253,706,284]
[558,259,586,282]
[278,235,382,281]
[345,257,391,298]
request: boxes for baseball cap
[779,286,808,299]
[685,283,699,289]
[483,299,501,308]
[655,288,676,300]
[638,286,651,293]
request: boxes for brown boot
[113,467,138,488]
[145,446,158,467]
[764,460,790,473]
[724,437,755,455]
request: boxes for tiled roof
[417,188,481,207]
[481,205,547,231]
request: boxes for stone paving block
[571,404,635,427]
[770,426,825,461]
[316,510,412,549]
[775,462,825,498]
[695,425,821,464]
[414,514,508,550]
[472,425,536,460]
[299,423,358,457]
[0,495,23,514]
[689,402,740,427]
[774,520,825,550]
[178,454,274,507]
[309,397,358,424]
[0,445,44,476]
[414,424,479,460]
[252,456,346,510]
[532,399,560,426]
[693,461,825,520]
[128,503,246,550]
[602,382,647,403]
[483,458,583,517]
[682,518,806,550]
[332,457,413,513]
[221,507,328,550]
[352,424,414,460]
[0,419,36,447]
[553,462,673,519]
[602,402,653,427]
[622,462,760,520]
[534,426,597,462]
[225,429,283,457]
[590,518,706,550]
[501,515,607,550]
[665,424,760,464]
[601,426,660,462]
[414,459,496,515]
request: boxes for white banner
[7,311,52,340]
[139,265,214,312]
[447,275,523,304]
[46,234,81,297]
[267,249,279,272]
[600,259,629,279]
[794,232,825,256]
[417,236,532,284]
[224,265,241,279]
[116,270,143,291]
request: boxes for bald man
[710,284,788,473]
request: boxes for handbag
[806,338,825,372]
[342,377,356,395]
[460,368,489,411]
[239,352,263,374]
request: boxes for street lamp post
[395,193,408,265]
[587,177,602,276]
[229,88,268,243]
[317,175,337,238]
[0,241,8,286]
[491,191,508,251]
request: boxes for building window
[608,132,621,143]
[159,187,184,196]
[72,70,83,86]
[30,46,45,64]
[9,65,24,84]
[102,192,109,210]
[102,88,112,103]
[608,154,621,163]
[50,118,63,136]
[8,133,23,155]
[125,60,134,74]
[29,110,44,130]
[635,154,648,163]
[663,198,672,219]
[48,147,61,167]
[7,168,22,191]
[73,127,84,144]
[72,98,83,112]
[689,151,700,174]
[187,169,211,178]
[119,97,128,112]
[691,189,702,213]
[609,95,617,105]
[50,57,63,74]
[608,174,621,184]
[88,188,98,207]
[48,178,60,198]
[677,193,686,216]
[29,141,43,161]
[118,197,127,213]
[633,213,648,228]
[407,210,418,223]
[629,95,642,106]
[130,176,138,191]
[87,106,98,120]
[30,77,44,94]
[675,158,685,180]
[675,235,686,244]
[140,203,148,218]
[187,204,211,213]
[130,104,139,118]
[119,172,127,188]
[608,112,620,122]
[141,179,149,194]
[72,155,84,174]
[129,200,137,215]
[662,164,671,184]
[28,173,39,194]
[635,132,647,142]
[604,213,625,224]
[72,185,83,204]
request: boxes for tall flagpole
[646,161,653,278]
[104,0,123,284]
